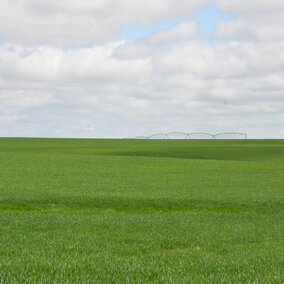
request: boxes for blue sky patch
[195,2,232,33]
[114,20,181,41]
[114,1,232,42]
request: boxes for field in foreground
[0,138,283,283]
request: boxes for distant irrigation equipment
[148,133,169,139]
[128,132,247,140]
[133,136,149,139]
[167,132,188,139]
[188,132,215,139]
[214,132,247,139]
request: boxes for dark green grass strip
[0,197,282,214]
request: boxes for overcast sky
[0,0,283,138]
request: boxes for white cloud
[0,90,56,108]
[0,39,283,138]
[217,0,284,14]
[0,0,209,45]
[0,114,26,123]
[147,22,198,44]
[0,1,283,138]
[217,0,284,41]
[217,19,284,41]
[0,42,151,82]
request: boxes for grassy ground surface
[0,138,283,283]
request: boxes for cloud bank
[0,0,283,138]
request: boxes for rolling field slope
[0,138,283,283]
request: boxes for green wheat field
[0,138,283,283]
